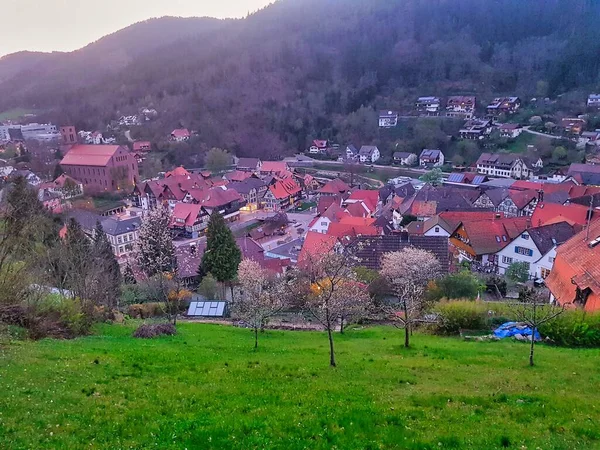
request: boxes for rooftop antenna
[586,195,594,241]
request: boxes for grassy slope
[0,108,35,121]
[1,324,599,449]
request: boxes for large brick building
[60,144,139,193]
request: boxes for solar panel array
[447,173,464,183]
[187,301,226,317]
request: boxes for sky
[1,0,275,57]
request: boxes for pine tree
[92,221,122,307]
[52,163,64,180]
[136,206,176,277]
[201,210,241,284]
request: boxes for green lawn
[504,132,537,153]
[0,108,36,121]
[1,323,599,449]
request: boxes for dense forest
[1,0,600,161]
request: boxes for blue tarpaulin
[493,322,541,341]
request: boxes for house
[495,221,575,279]
[419,149,445,167]
[445,96,475,119]
[475,153,531,179]
[498,123,523,138]
[560,118,586,135]
[449,216,530,267]
[445,173,488,186]
[262,178,302,211]
[460,119,493,140]
[308,199,347,234]
[344,189,379,216]
[298,232,338,266]
[546,221,600,312]
[415,96,441,116]
[345,145,359,159]
[327,218,380,239]
[132,141,151,153]
[171,129,191,142]
[587,94,600,109]
[566,163,600,185]
[186,186,244,222]
[38,174,83,200]
[236,158,262,172]
[353,235,450,272]
[379,111,398,128]
[309,140,328,154]
[546,220,600,311]
[358,146,380,163]
[476,188,538,217]
[100,216,142,258]
[393,152,417,166]
[531,202,593,228]
[60,144,139,193]
[580,131,600,147]
[260,161,290,176]
[486,97,521,117]
[318,178,351,197]
[229,177,268,211]
[40,191,62,214]
[171,203,206,238]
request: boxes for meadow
[1,323,599,449]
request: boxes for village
[2,102,600,313]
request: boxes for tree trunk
[529,328,536,366]
[230,284,235,303]
[404,323,410,348]
[327,326,336,367]
[254,326,258,350]
[339,317,344,334]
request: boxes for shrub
[538,310,600,347]
[429,271,485,301]
[133,323,177,339]
[121,284,146,306]
[127,303,165,319]
[432,301,514,335]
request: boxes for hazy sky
[2,0,275,57]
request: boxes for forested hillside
[1,0,599,159]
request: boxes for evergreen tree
[92,221,122,307]
[136,206,176,277]
[201,211,241,284]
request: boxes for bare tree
[380,248,441,348]
[234,259,287,349]
[296,249,371,367]
[511,288,567,366]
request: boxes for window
[515,246,533,256]
[549,256,555,263]
[521,233,529,240]
[117,236,122,244]
[321,221,327,226]
[502,256,513,264]
[541,268,551,279]
[435,227,440,233]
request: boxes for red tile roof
[132,141,151,152]
[225,170,253,182]
[53,173,81,187]
[327,222,379,238]
[508,189,538,209]
[546,219,600,311]
[345,202,370,218]
[317,195,339,215]
[531,202,593,228]
[269,179,301,199]
[298,231,338,266]
[60,144,122,167]
[166,166,190,178]
[410,200,437,217]
[347,189,379,212]
[261,161,289,174]
[171,203,202,227]
[319,178,350,195]
[458,217,530,255]
[189,186,242,208]
[171,129,190,138]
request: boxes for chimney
[538,189,544,202]
[400,230,409,242]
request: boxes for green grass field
[0,108,36,121]
[1,323,599,449]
